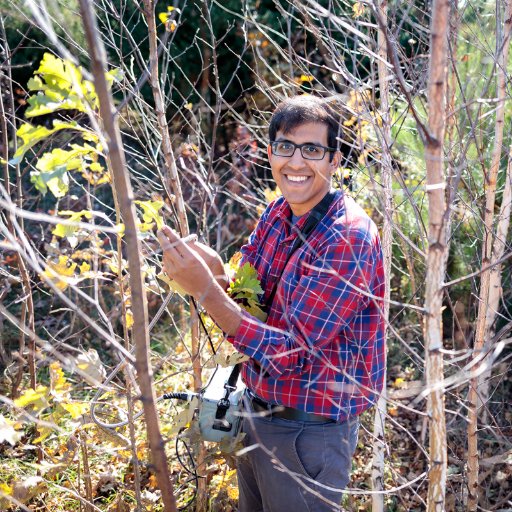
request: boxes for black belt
[250,395,336,423]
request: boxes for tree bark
[78,1,177,510]
[371,0,393,508]
[141,3,207,509]
[142,0,189,235]
[424,0,450,509]
[467,1,512,508]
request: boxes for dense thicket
[0,1,511,511]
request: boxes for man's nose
[287,146,305,167]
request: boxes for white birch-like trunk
[467,2,512,507]
[371,0,393,508]
[424,0,450,509]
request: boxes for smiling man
[158,95,386,511]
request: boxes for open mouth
[285,174,311,184]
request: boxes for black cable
[190,296,217,355]
[175,435,199,510]
[162,392,195,401]
[175,434,199,477]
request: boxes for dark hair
[268,96,344,157]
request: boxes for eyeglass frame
[269,140,338,161]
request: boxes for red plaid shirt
[229,190,386,421]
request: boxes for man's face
[268,122,340,216]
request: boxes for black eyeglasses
[270,141,337,161]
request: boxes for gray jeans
[236,409,359,512]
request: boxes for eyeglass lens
[272,142,326,160]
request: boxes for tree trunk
[79,1,177,510]
[141,2,207,509]
[467,1,512,508]
[371,0,393,508]
[424,0,450,509]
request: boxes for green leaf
[227,262,267,321]
[245,300,268,322]
[25,53,97,117]
[30,165,70,198]
[24,53,121,119]
[229,262,264,297]
[52,210,93,239]
[135,200,165,230]
[36,147,84,172]
[10,120,84,166]
[31,143,102,198]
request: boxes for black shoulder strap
[289,190,336,254]
[226,362,241,389]
[265,190,337,310]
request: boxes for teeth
[287,175,309,182]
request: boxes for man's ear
[267,144,272,161]
[330,151,342,173]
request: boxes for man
[158,95,386,511]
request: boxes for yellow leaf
[157,271,188,296]
[125,309,134,330]
[79,261,91,274]
[12,476,46,503]
[352,2,366,17]
[213,351,250,368]
[41,255,77,291]
[50,361,70,399]
[158,6,176,24]
[170,396,199,435]
[148,474,158,489]
[0,482,12,510]
[135,200,165,230]
[393,377,406,388]
[227,485,239,500]
[105,252,127,275]
[33,425,55,444]
[263,186,281,204]
[14,385,49,413]
[388,405,398,417]
[299,74,314,82]
[60,402,89,419]
[343,116,357,127]
[52,209,93,239]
